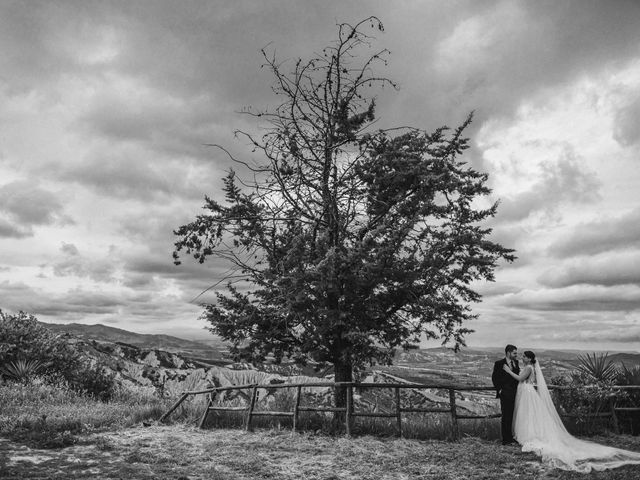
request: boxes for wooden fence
[159,382,640,440]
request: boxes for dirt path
[1,425,639,479]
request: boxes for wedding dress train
[512,361,640,472]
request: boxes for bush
[0,310,80,377]
[65,364,117,401]
[551,371,616,435]
[0,309,116,400]
[614,363,640,435]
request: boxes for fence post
[293,385,302,432]
[160,392,189,423]
[610,398,620,434]
[245,386,258,432]
[198,391,217,429]
[448,388,459,441]
[395,387,402,437]
[345,384,353,437]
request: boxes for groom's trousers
[499,388,517,443]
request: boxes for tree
[173,17,515,410]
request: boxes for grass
[0,377,624,448]
[0,370,217,448]
[2,424,640,479]
[2,380,640,479]
[0,380,172,447]
[201,409,501,441]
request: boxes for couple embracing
[492,344,640,472]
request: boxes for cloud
[58,149,220,202]
[2,1,640,349]
[503,285,640,312]
[493,146,601,223]
[475,281,522,297]
[49,243,117,283]
[123,249,233,296]
[422,0,640,132]
[548,208,640,257]
[614,92,640,147]
[529,324,640,344]
[538,251,640,288]
[583,327,640,344]
[0,218,30,238]
[76,74,231,159]
[60,242,79,256]
[0,181,72,237]
[0,280,200,325]
[0,181,68,224]
[61,149,175,201]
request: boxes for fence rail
[159,382,640,440]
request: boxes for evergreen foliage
[173,17,515,406]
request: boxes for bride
[503,350,640,472]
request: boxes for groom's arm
[491,360,502,393]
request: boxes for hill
[38,322,640,415]
[41,321,229,365]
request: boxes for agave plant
[575,352,618,382]
[0,358,46,383]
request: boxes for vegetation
[2,425,640,479]
[549,352,640,435]
[0,309,118,400]
[551,372,616,435]
[0,379,170,447]
[576,352,619,382]
[0,317,638,479]
[173,17,515,411]
[0,310,79,376]
[0,358,46,383]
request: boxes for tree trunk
[333,357,353,426]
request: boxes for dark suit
[492,358,520,443]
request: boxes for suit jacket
[492,358,520,398]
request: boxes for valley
[39,323,640,419]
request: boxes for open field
[2,424,640,479]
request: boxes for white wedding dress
[512,361,640,472]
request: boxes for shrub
[551,371,617,435]
[66,364,117,401]
[0,309,80,378]
[0,359,47,384]
[616,363,640,386]
[614,363,640,435]
[0,309,116,400]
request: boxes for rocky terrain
[39,323,640,419]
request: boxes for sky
[1,0,640,352]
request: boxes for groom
[492,344,520,445]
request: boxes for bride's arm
[503,364,532,382]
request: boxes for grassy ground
[0,381,192,447]
[2,424,640,479]
[2,381,640,479]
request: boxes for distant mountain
[33,323,640,417]
[41,322,230,364]
[40,322,640,378]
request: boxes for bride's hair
[524,350,536,364]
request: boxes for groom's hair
[505,344,517,354]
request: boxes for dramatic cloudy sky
[1,0,640,352]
